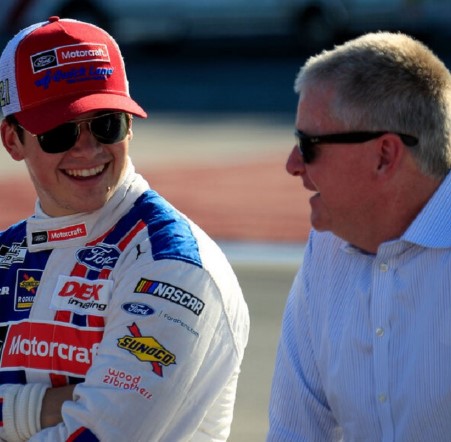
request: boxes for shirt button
[379,263,389,272]
[378,394,387,403]
[376,328,384,337]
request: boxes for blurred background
[1,1,451,440]
[3,0,451,54]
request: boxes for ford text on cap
[0,16,147,134]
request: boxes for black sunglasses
[294,129,418,164]
[17,112,131,154]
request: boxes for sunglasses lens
[37,113,129,153]
[302,144,315,163]
[38,123,79,154]
[91,113,129,144]
[295,135,315,164]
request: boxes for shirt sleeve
[28,250,248,441]
[267,236,340,441]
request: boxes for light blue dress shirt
[268,172,451,441]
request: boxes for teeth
[66,165,105,177]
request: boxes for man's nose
[286,145,306,176]
[69,123,101,156]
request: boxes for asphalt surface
[229,261,301,441]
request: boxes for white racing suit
[0,164,249,441]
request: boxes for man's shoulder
[132,189,241,291]
[0,220,27,244]
[131,189,217,269]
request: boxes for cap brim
[16,93,147,134]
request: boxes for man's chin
[310,214,332,233]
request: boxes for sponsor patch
[121,303,155,316]
[50,275,112,316]
[0,320,102,376]
[31,223,87,244]
[117,323,176,377]
[15,269,42,311]
[76,244,121,271]
[31,43,110,74]
[159,312,199,338]
[31,49,57,72]
[35,65,114,90]
[134,279,205,316]
[0,240,27,269]
[102,368,152,400]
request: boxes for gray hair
[294,32,451,179]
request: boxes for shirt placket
[371,255,395,441]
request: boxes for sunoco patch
[15,269,42,311]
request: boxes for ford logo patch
[31,49,58,72]
[121,302,155,316]
[76,244,121,271]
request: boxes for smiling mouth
[65,164,106,178]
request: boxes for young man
[268,32,451,441]
[0,17,249,441]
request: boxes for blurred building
[2,0,451,53]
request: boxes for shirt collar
[341,171,451,254]
[401,171,451,248]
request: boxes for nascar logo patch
[134,278,205,316]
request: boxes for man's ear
[375,133,404,177]
[1,119,25,161]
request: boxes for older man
[268,32,451,441]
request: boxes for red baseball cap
[0,16,147,134]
